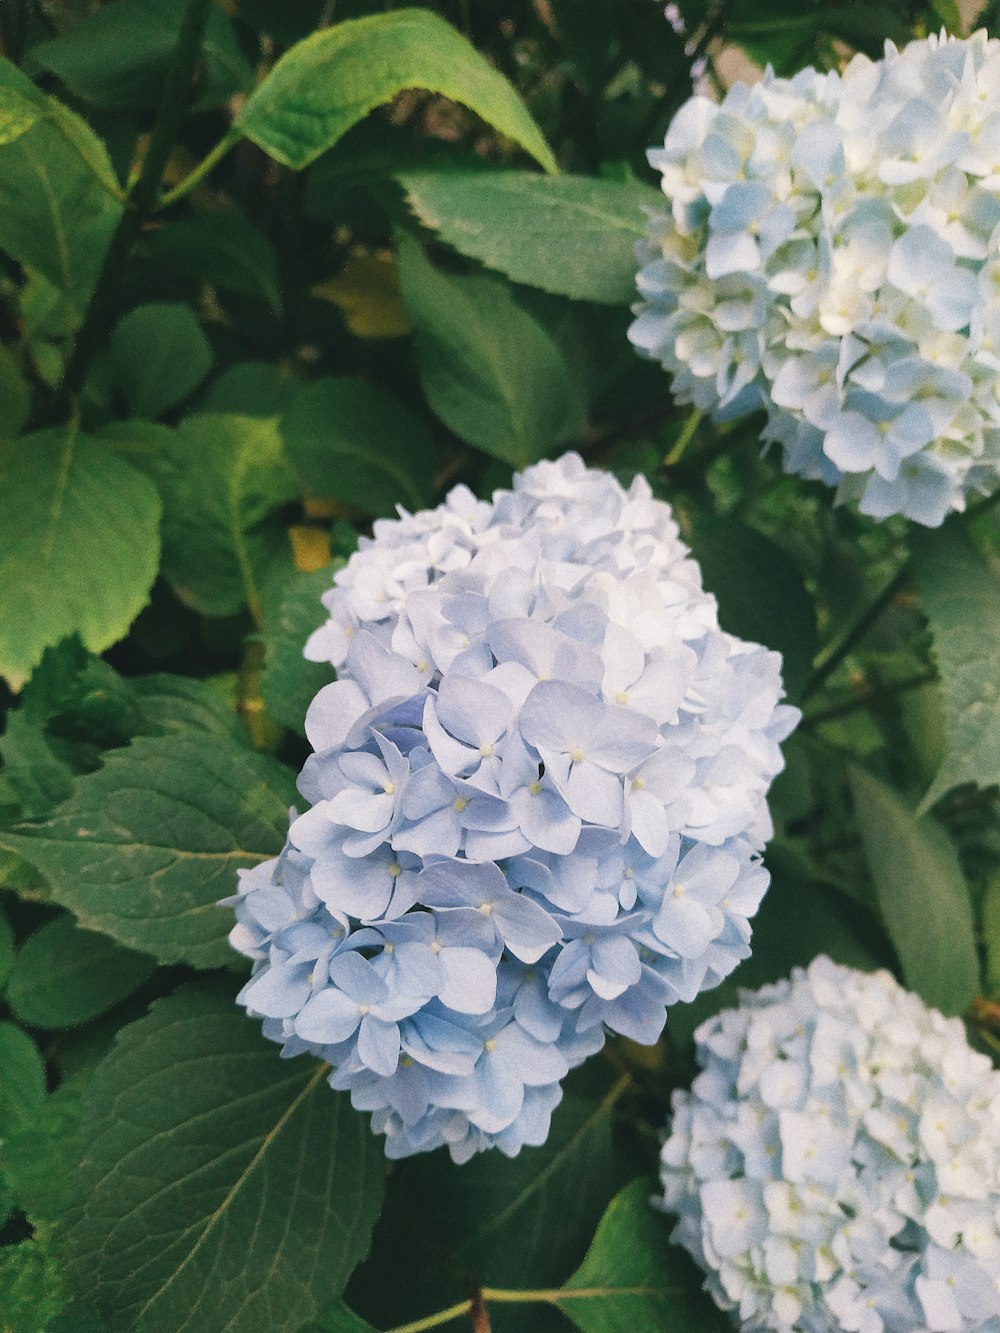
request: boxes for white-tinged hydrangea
[658,956,1000,1332]
[228,455,797,1162]
[630,30,1000,527]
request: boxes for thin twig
[58,0,214,401]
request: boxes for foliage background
[1,0,1000,1330]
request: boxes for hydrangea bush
[228,455,797,1159]
[2,4,1000,1332]
[659,957,1000,1332]
[631,30,1000,526]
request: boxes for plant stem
[58,0,214,401]
[383,1278,683,1333]
[800,565,909,703]
[801,669,936,728]
[384,1299,476,1333]
[157,126,242,209]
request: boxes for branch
[58,0,214,401]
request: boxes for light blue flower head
[631,30,1000,526]
[228,455,798,1161]
[658,956,1000,1331]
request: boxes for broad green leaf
[556,1178,730,1332]
[0,733,293,969]
[235,7,555,173]
[0,710,74,819]
[0,85,41,143]
[129,673,246,741]
[0,427,162,690]
[0,1022,45,1132]
[0,344,30,440]
[400,169,662,305]
[0,910,13,990]
[28,0,253,111]
[984,872,1000,1001]
[0,61,122,321]
[2,1082,83,1227]
[849,766,979,1016]
[398,234,586,468]
[8,915,155,1029]
[310,1306,377,1333]
[198,362,300,418]
[349,1091,630,1331]
[282,378,435,515]
[260,565,338,734]
[0,1241,67,1333]
[911,527,1000,809]
[101,414,298,619]
[689,516,817,699]
[47,1307,109,1333]
[147,210,282,310]
[444,1093,628,1288]
[107,302,213,418]
[62,980,385,1332]
[309,1306,376,1327]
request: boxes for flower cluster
[228,455,796,1161]
[630,30,1000,526]
[659,956,1000,1332]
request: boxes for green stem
[157,126,242,209]
[384,1299,474,1333]
[800,565,909,703]
[664,409,701,466]
[801,668,936,728]
[383,1280,682,1333]
[58,0,214,401]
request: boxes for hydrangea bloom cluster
[228,455,796,1162]
[630,30,1000,526]
[659,956,1000,1332]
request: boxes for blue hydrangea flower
[631,30,1000,525]
[658,957,1000,1331]
[228,455,797,1161]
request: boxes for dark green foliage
[60,981,386,1333]
[0,0,993,1328]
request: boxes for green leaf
[62,980,385,1332]
[848,766,979,1016]
[0,1241,67,1333]
[556,1178,730,1332]
[911,527,1000,809]
[688,516,817,699]
[0,710,74,819]
[28,0,253,111]
[309,1307,377,1333]
[107,303,213,418]
[399,169,662,305]
[282,378,435,515]
[2,1082,84,1228]
[235,7,555,173]
[349,1089,631,1331]
[0,85,42,144]
[146,210,282,311]
[398,234,586,468]
[7,915,155,1029]
[0,61,122,321]
[0,733,293,969]
[0,344,30,441]
[101,415,298,619]
[0,427,162,690]
[129,673,246,741]
[0,1022,45,1133]
[260,565,338,734]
